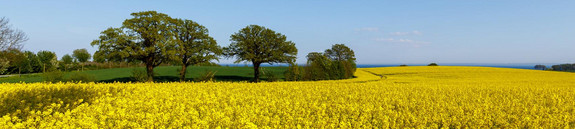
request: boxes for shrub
[131,68,149,82]
[285,64,304,81]
[399,64,408,67]
[194,70,216,82]
[43,70,66,83]
[428,63,438,66]
[262,68,279,82]
[69,72,96,83]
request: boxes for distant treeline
[534,64,575,72]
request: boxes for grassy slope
[0,66,288,83]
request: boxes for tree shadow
[98,77,134,83]
[0,86,105,121]
[213,75,256,82]
[98,76,193,83]
[98,75,260,82]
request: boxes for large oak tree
[169,18,221,82]
[224,25,297,82]
[91,11,174,82]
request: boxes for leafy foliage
[534,65,546,70]
[68,72,96,83]
[293,44,356,81]
[91,11,175,82]
[169,18,222,81]
[224,25,297,82]
[36,50,58,72]
[72,48,91,71]
[284,64,304,81]
[42,70,65,83]
[428,63,438,66]
[72,48,91,63]
[131,68,149,82]
[550,64,575,71]
[0,49,26,74]
[60,54,74,71]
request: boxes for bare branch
[0,17,28,51]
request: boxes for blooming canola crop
[1,66,575,128]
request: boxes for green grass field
[0,66,288,83]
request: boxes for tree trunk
[180,65,187,82]
[146,63,154,82]
[253,62,261,83]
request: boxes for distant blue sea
[356,64,536,69]
[221,63,546,70]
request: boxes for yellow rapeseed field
[1,66,575,128]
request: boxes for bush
[262,68,278,82]
[131,68,149,82]
[428,63,438,66]
[69,72,96,83]
[43,71,66,83]
[285,64,304,81]
[194,70,216,82]
[399,64,408,67]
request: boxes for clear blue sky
[2,1,574,64]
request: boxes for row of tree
[91,11,299,82]
[2,11,356,83]
[535,64,575,71]
[1,17,94,75]
[0,48,92,75]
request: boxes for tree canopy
[72,48,91,63]
[325,44,356,62]
[73,48,91,71]
[36,50,57,72]
[91,11,175,82]
[169,18,222,81]
[224,25,297,82]
[61,54,73,71]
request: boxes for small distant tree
[169,18,222,82]
[428,63,438,66]
[61,54,73,71]
[72,48,91,71]
[399,64,408,67]
[37,50,58,72]
[534,65,546,70]
[22,51,41,73]
[0,48,26,74]
[224,25,297,83]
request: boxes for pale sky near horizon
[1,1,574,64]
